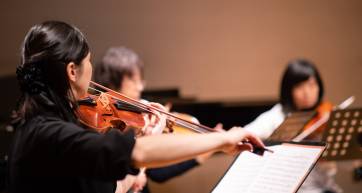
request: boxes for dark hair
[280,59,324,112]
[93,46,143,90]
[14,21,89,122]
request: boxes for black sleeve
[23,116,139,180]
[0,159,7,191]
[146,159,199,183]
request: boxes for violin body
[302,101,333,140]
[77,92,146,135]
[77,81,214,136]
[168,112,201,134]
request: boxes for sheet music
[212,144,324,193]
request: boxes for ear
[66,62,77,83]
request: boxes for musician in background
[244,59,342,193]
[94,46,217,193]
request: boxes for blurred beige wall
[0,0,361,105]
[0,1,361,192]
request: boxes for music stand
[268,111,316,141]
[211,141,326,193]
[321,108,362,161]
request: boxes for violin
[167,112,202,134]
[293,96,355,142]
[77,92,149,135]
[302,102,333,140]
[77,81,216,135]
[78,81,273,154]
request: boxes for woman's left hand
[131,169,147,193]
[141,102,167,136]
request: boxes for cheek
[292,89,303,102]
[84,62,92,78]
[87,65,92,83]
[80,63,92,92]
[120,81,130,94]
[310,86,320,101]
[130,87,139,97]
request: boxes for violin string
[88,87,150,113]
[89,81,214,132]
[173,120,209,133]
[88,84,155,113]
[89,81,215,133]
[170,117,210,133]
[293,98,353,142]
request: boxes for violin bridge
[98,92,111,110]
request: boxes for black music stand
[321,108,362,161]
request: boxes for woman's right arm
[32,117,262,180]
[131,127,263,168]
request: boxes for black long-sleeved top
[146,159,198,183]
[8,113,138,193]
[140,159,199,193]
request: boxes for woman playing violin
[94,46,220,193]
[244,59,330,138]
[7,21,263,193]
[244,59,341,193]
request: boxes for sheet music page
[212,144,324,193]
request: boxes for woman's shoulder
[270,103,283,111]
[17,114,85,137]
[27,114,71,127]
[261,103,284,117]
[243,103,286,139]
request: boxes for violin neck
[89,81,215,133]
[171,118,214,133]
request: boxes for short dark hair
[94,46,143,90]
[15,21,90,122]
[280,59,324,112]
